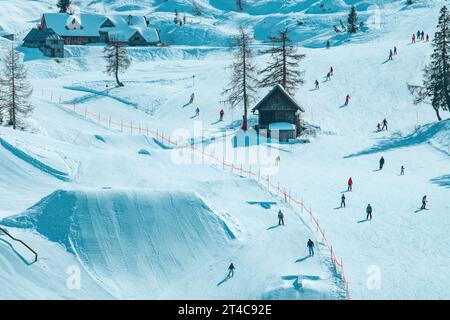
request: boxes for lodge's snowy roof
[23,28,63,42]
[43,13,104,37]
[252,84,305,112]
[268,122,296,131]
[41,13,159,43]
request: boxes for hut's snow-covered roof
[268,122,296,131]
[41,13,159,43]
[252,84,305,112]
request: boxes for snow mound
[2,189,236,298]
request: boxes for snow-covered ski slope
[0,0,449,299]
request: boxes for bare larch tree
[104,39,131,87]
[0,44,33,129]
[222,27,257,129]
[259,28,305,95]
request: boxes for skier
[412,34,416,43]
[394,46,397,55]
[278,210,285,225]
[241,115,247,131]
[219,109,224,121]
[315,79,320,89]
[366,204,373,221]
[189,92,195,104]
[307,239,315,256]
[275,155,281,166]
[377,123,382,132]
[400,165,405,175]
[421,195,428,210]
[379,156,385,170]
[347,177,353,191]
[417,30,421,40]
[344,94,350,106]
[195,107,200,117]
[326,72,331,81]
[340,194,346,208]
[421,30,425,40]
[381,118,388,131]
[330,66,334,76]
[388,49,393,61]
[426,34,430,42]
[227,263,235,278]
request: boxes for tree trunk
[115,46,123,87]
[242,32,248,130]
[12,52,16,130]
[434,106,442,121]
[282,31,287,89]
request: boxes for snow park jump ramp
[1,189,237,299]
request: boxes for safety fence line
[62,102,350,299]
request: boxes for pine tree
[103,39,131,87]
[222,27,257,129]
[259,28,305,95]
[408,6,450,121]
[57,0,71,13]
[348,5,358,33]
[0,44,33,129]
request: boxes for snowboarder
[227,263,235,278]
[340,194,346,208]
[421,195,428,210]
[394,46,397,55]
[381,118,388,131]
[400,165,405,175]
[278,210,285,225]
[388,49,393,60]
[219,109,224,121]
[366,204,373,220]
[347,177,353,191]
[315,79,320,89]
[326,72,331,81]
[330,66,334,76]
[379,156,385,170]
[195,107,200,117]
[344,94,350,106]
[307,239,315,256]
[377,123,382,132]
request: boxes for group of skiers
[376,118,389,131]
[225,209,316,278]
[388,46,398,60]
[185,92,227,122]
[412,30,429,43]
[341,161,428,221]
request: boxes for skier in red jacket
[347,177,353,191]
[345,94,350,106]
[241,115,247,131]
